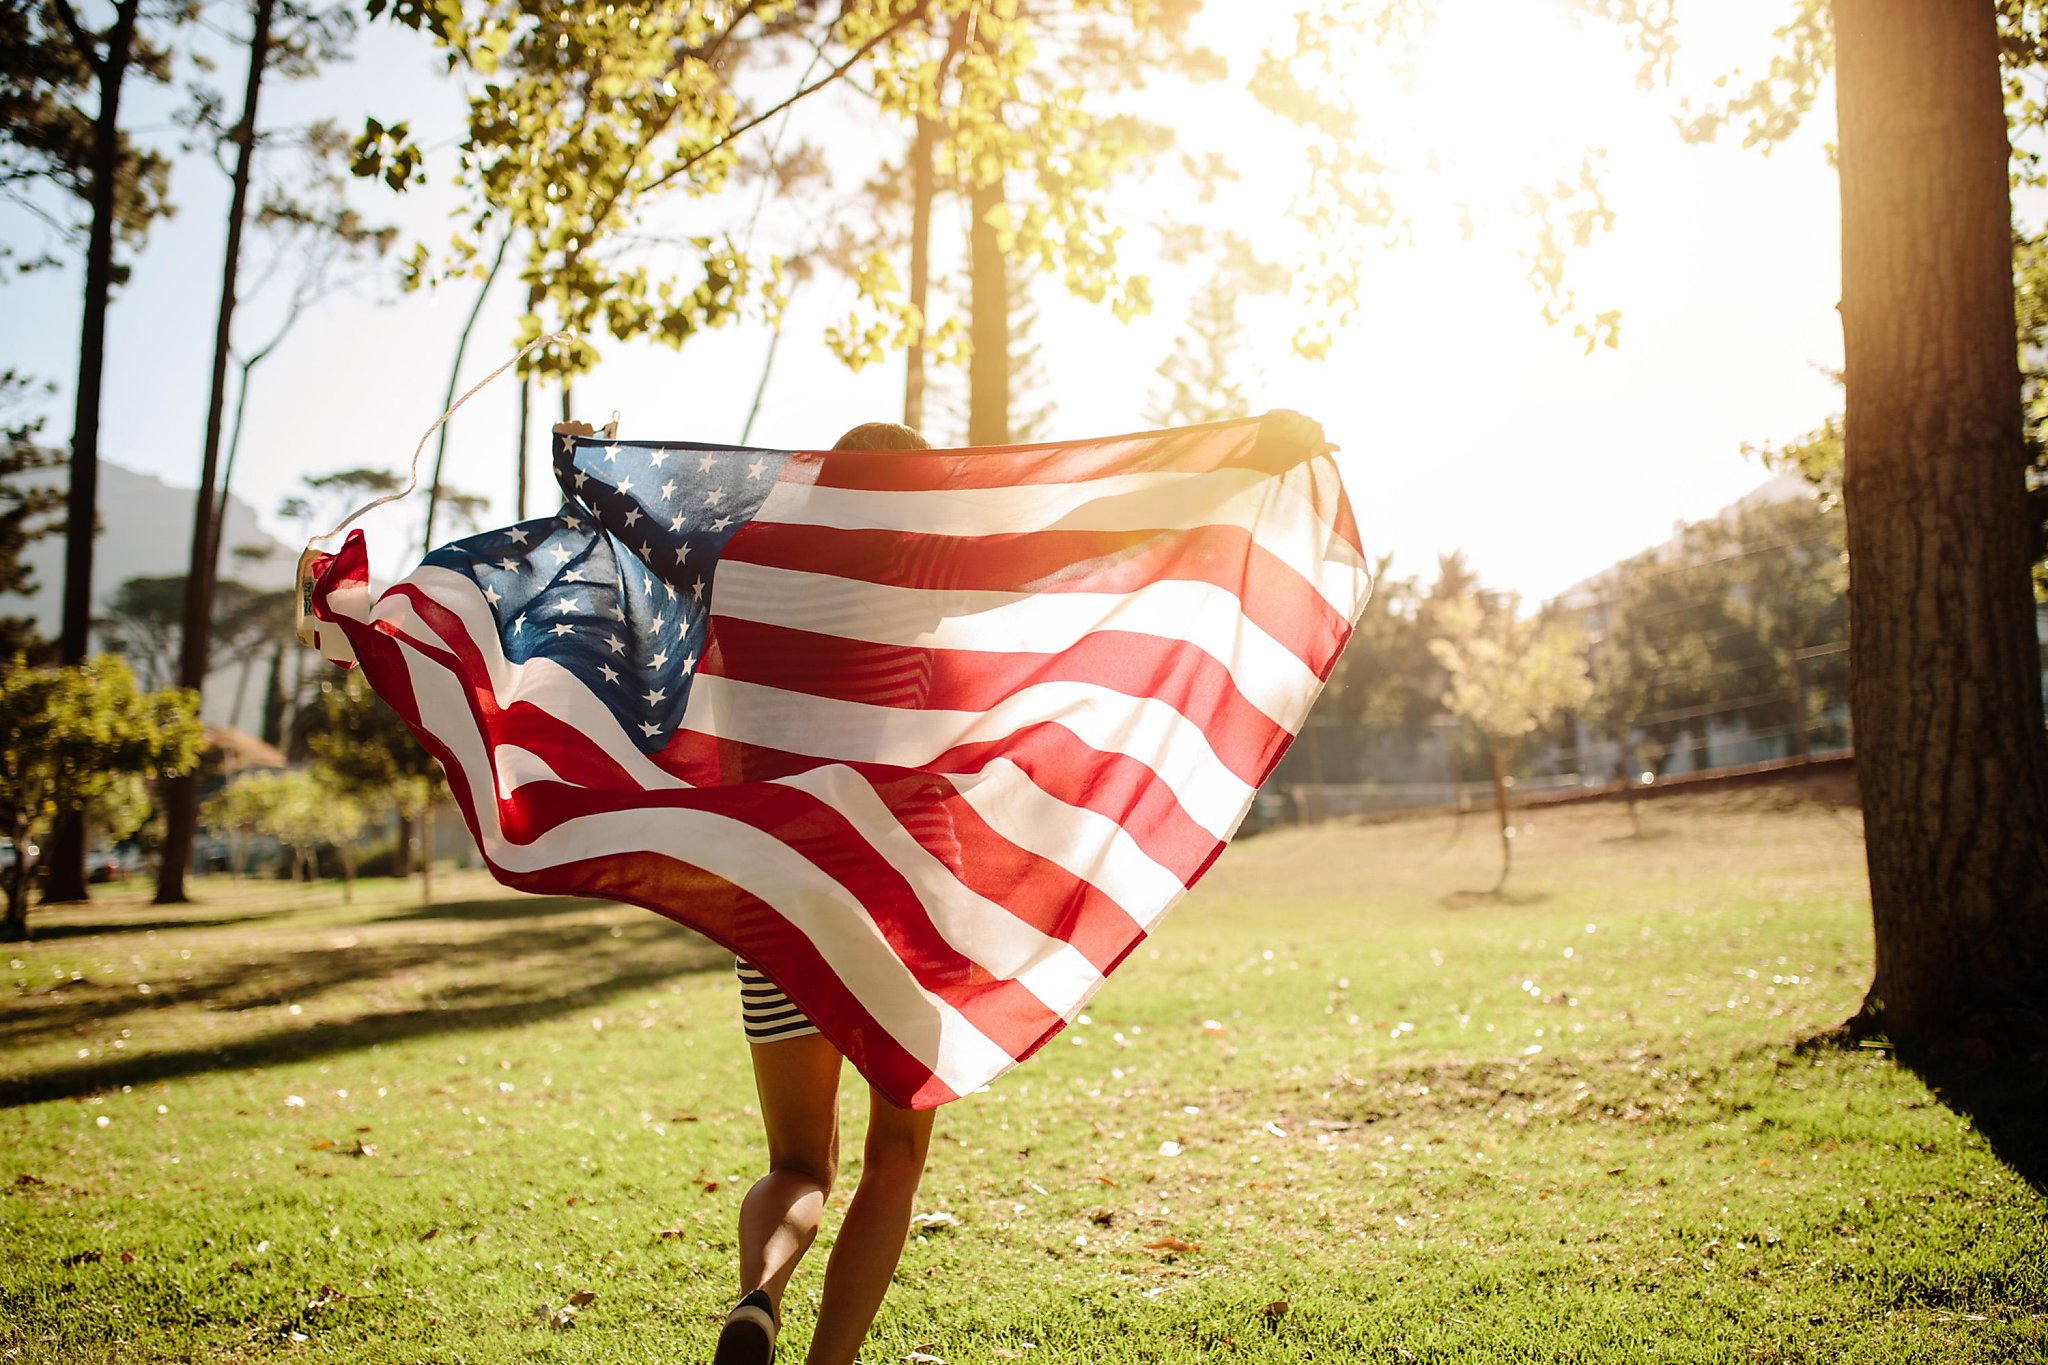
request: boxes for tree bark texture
[968,173,1009,445]
[1832,0,2048,1057]
[159,0,276,905]
[47,0,143,907]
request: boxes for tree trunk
[516,373,532,520]
[1616,730,1642,837]
[1488,744,1513,893]
[418,778,434,906]
[3,826,29,942]
[159,0,276,906]
[904,112,935,431]
[47,0,144,907]
[739,319,785,446]
[968,171,1009,445]
[515,280,542,520]
[393,807,413,879]
[1833,0,2048,1061]
[259,640,287,746]
[425,229,510,555]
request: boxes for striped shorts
[736,958,819,1043]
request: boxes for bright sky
[1,0,1845,604]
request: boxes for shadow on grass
[19,917,265,941]
[0,917,727,1108]
[1797,1027,2048,1195]
[1439,889,1551,910]
[374,895,615,924]
[1599,827,1678,845]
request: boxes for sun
[1360,3,1651,238]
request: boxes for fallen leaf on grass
[910,1211,958,1230]
[699,1179,721,1193]
[670,1112,700,1123]
[119,1250,135,1264]
[1261,1299,1288,1321]
[1095,1175,1117,1187]
[16,1173,45,1186]
[310,1139,335,1151]
[417,1228,439,1242]
[347,1140,376,1158]
[537,1289,598,1330]
[62,1250,102,1267]
[903,1348,944,1364]
[655,1225,688,1240]
[1142,1236,1202,1256]
[307,1284,348,1310]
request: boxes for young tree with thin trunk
[1430,597,1594,893]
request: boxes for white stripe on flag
[771,764,1107,1019]
[948,758,1193,916]
[682,674,1254,839]
[713,563,1317,727]
[759,461,1369,614]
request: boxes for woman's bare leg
[737,1032,842,1311]
[804,1085,936,1365]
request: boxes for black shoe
[712,1289,778,1365]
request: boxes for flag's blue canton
[423,436,794,752]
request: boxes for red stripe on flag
[721,521,1352,677]
[656,721,1223,887]
[798,420,1266,491]
[703,618,1291,786]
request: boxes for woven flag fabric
[308,413,1371,1108]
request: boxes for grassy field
[3,783,2043,1363]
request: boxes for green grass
[3,787,2043,1363]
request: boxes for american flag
[309,414,1371,1108]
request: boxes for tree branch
[47,0,102,72]
[638,1,933,202]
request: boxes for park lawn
[2,786,2043,1364]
